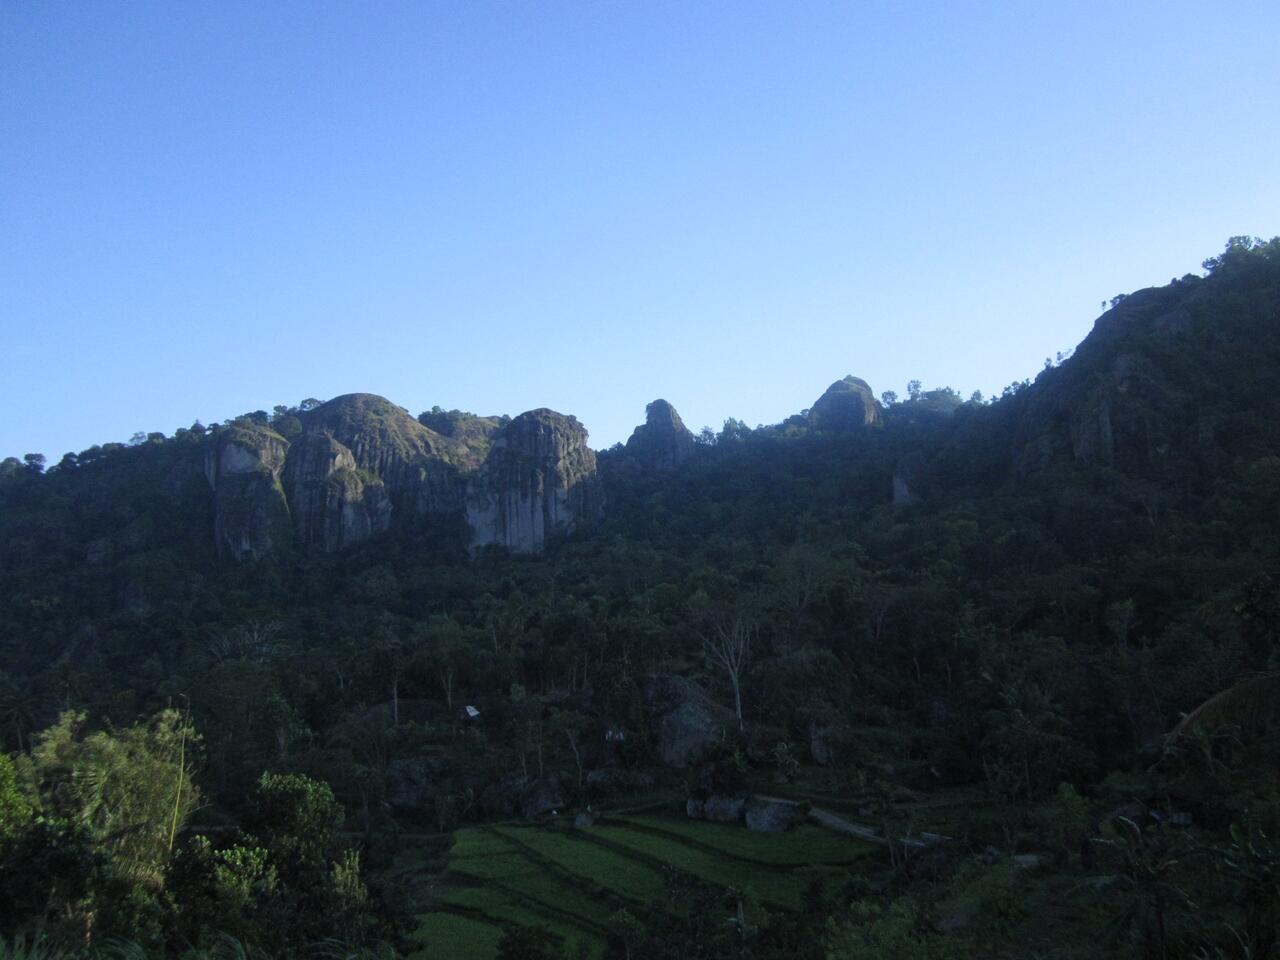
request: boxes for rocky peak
[808,376,881,430]
[466,408,604,553]
[416,408,509,465]
[299,392,476,528]
[301,394,442,477]
[624,398,696,472]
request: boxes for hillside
[1,236,1279,959]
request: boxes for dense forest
[2,236,1280,959]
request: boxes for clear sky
[3,1,1278,459]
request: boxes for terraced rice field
[408,812,878,959]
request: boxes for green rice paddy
[408,809,878,960]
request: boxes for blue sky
[3,1,1278,458]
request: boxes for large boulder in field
[687,793,748,823]
[642,675,731,767]
[520,776,566,819]
[686,762,749,823]
[480,775,565,819]
[745,796,802,832]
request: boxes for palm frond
[1172,673,1280,738]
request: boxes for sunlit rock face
[808,376,881,430]
[204,422,292,560]
[624,399,696,472]
[465,408,604,553]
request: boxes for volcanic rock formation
[624,399,696,472]
[466,409,604,553]
[204,422,292,560]
[808,376,881,430]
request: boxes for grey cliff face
[808,376,881,430]
[282,433,392,552]
[624,398,696,472]
[466,409,604,553]
[208,395,604,559]
[204,423,292,560]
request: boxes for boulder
[744,796,802,832]
[520,776,565,819]
[385,758,443,813]
[687,793,749,823]
[660,701,725,768]
[642,675,729,767]
[466,409,604,553]
[480,775,565,819]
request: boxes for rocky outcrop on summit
[1010,284,1212,476]
[809,376,881,430]
[300,394,470,517]
[282,433,391,552]
[624,399,696,472]
[204,423,292,560]
[466,409,603,553]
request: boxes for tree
[826,898,958,960]
[698,603,757,731]
[243,772,343,880]
[549,707,591,787]
[413,616,471,713]
[0,752,32,843]
[906,380,922,401]
[1219,818,1278,960]
[880,390,898,406]
[0,672,38,752]
[22,453,44,474]
[1092,817,1195,960]
[28,708,201,888]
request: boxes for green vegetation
[1,239,1280,956]
[411,913,503,960]
[608,814,873,866]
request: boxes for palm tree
[0,673,39,751]
[1093,817,1197,960]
